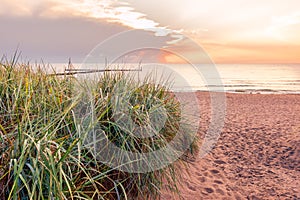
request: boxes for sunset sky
[1,0,300,63]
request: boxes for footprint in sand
[214,180,224,185]
[216,188,225,195]
[210,169,220,174]
[214,159,227,165]
[199,176,206,183]
[186,182,197,192]
[202,187,214,195]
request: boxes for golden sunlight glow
[160,53,187,64]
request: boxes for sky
[1,0,300,63]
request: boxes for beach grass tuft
[0,57,197,199]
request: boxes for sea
[50,63,300,94]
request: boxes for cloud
[125,0,300,43]
[57,0,183,44]
[0,15,130,62]
[1,0,190,63]
[1,0,184,46]
[1,0,300,63]
[264,12,300,41]
[0,0,58,16]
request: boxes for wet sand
[162,92,300,199]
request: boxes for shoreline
[196,90,300,95]
[171,89,300,95]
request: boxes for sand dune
[162,92,300,199]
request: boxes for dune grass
[0,56,197,199]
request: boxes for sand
[162,92,300,200]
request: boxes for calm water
[51,63,300,94]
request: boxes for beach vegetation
[0,56,197,199]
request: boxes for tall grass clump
[77,71,198,199]
[0,57,198,199]
[0,57,82,199]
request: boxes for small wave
[229,89,300,94]
[206,84,255,88]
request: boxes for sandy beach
[162,92,300,199]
